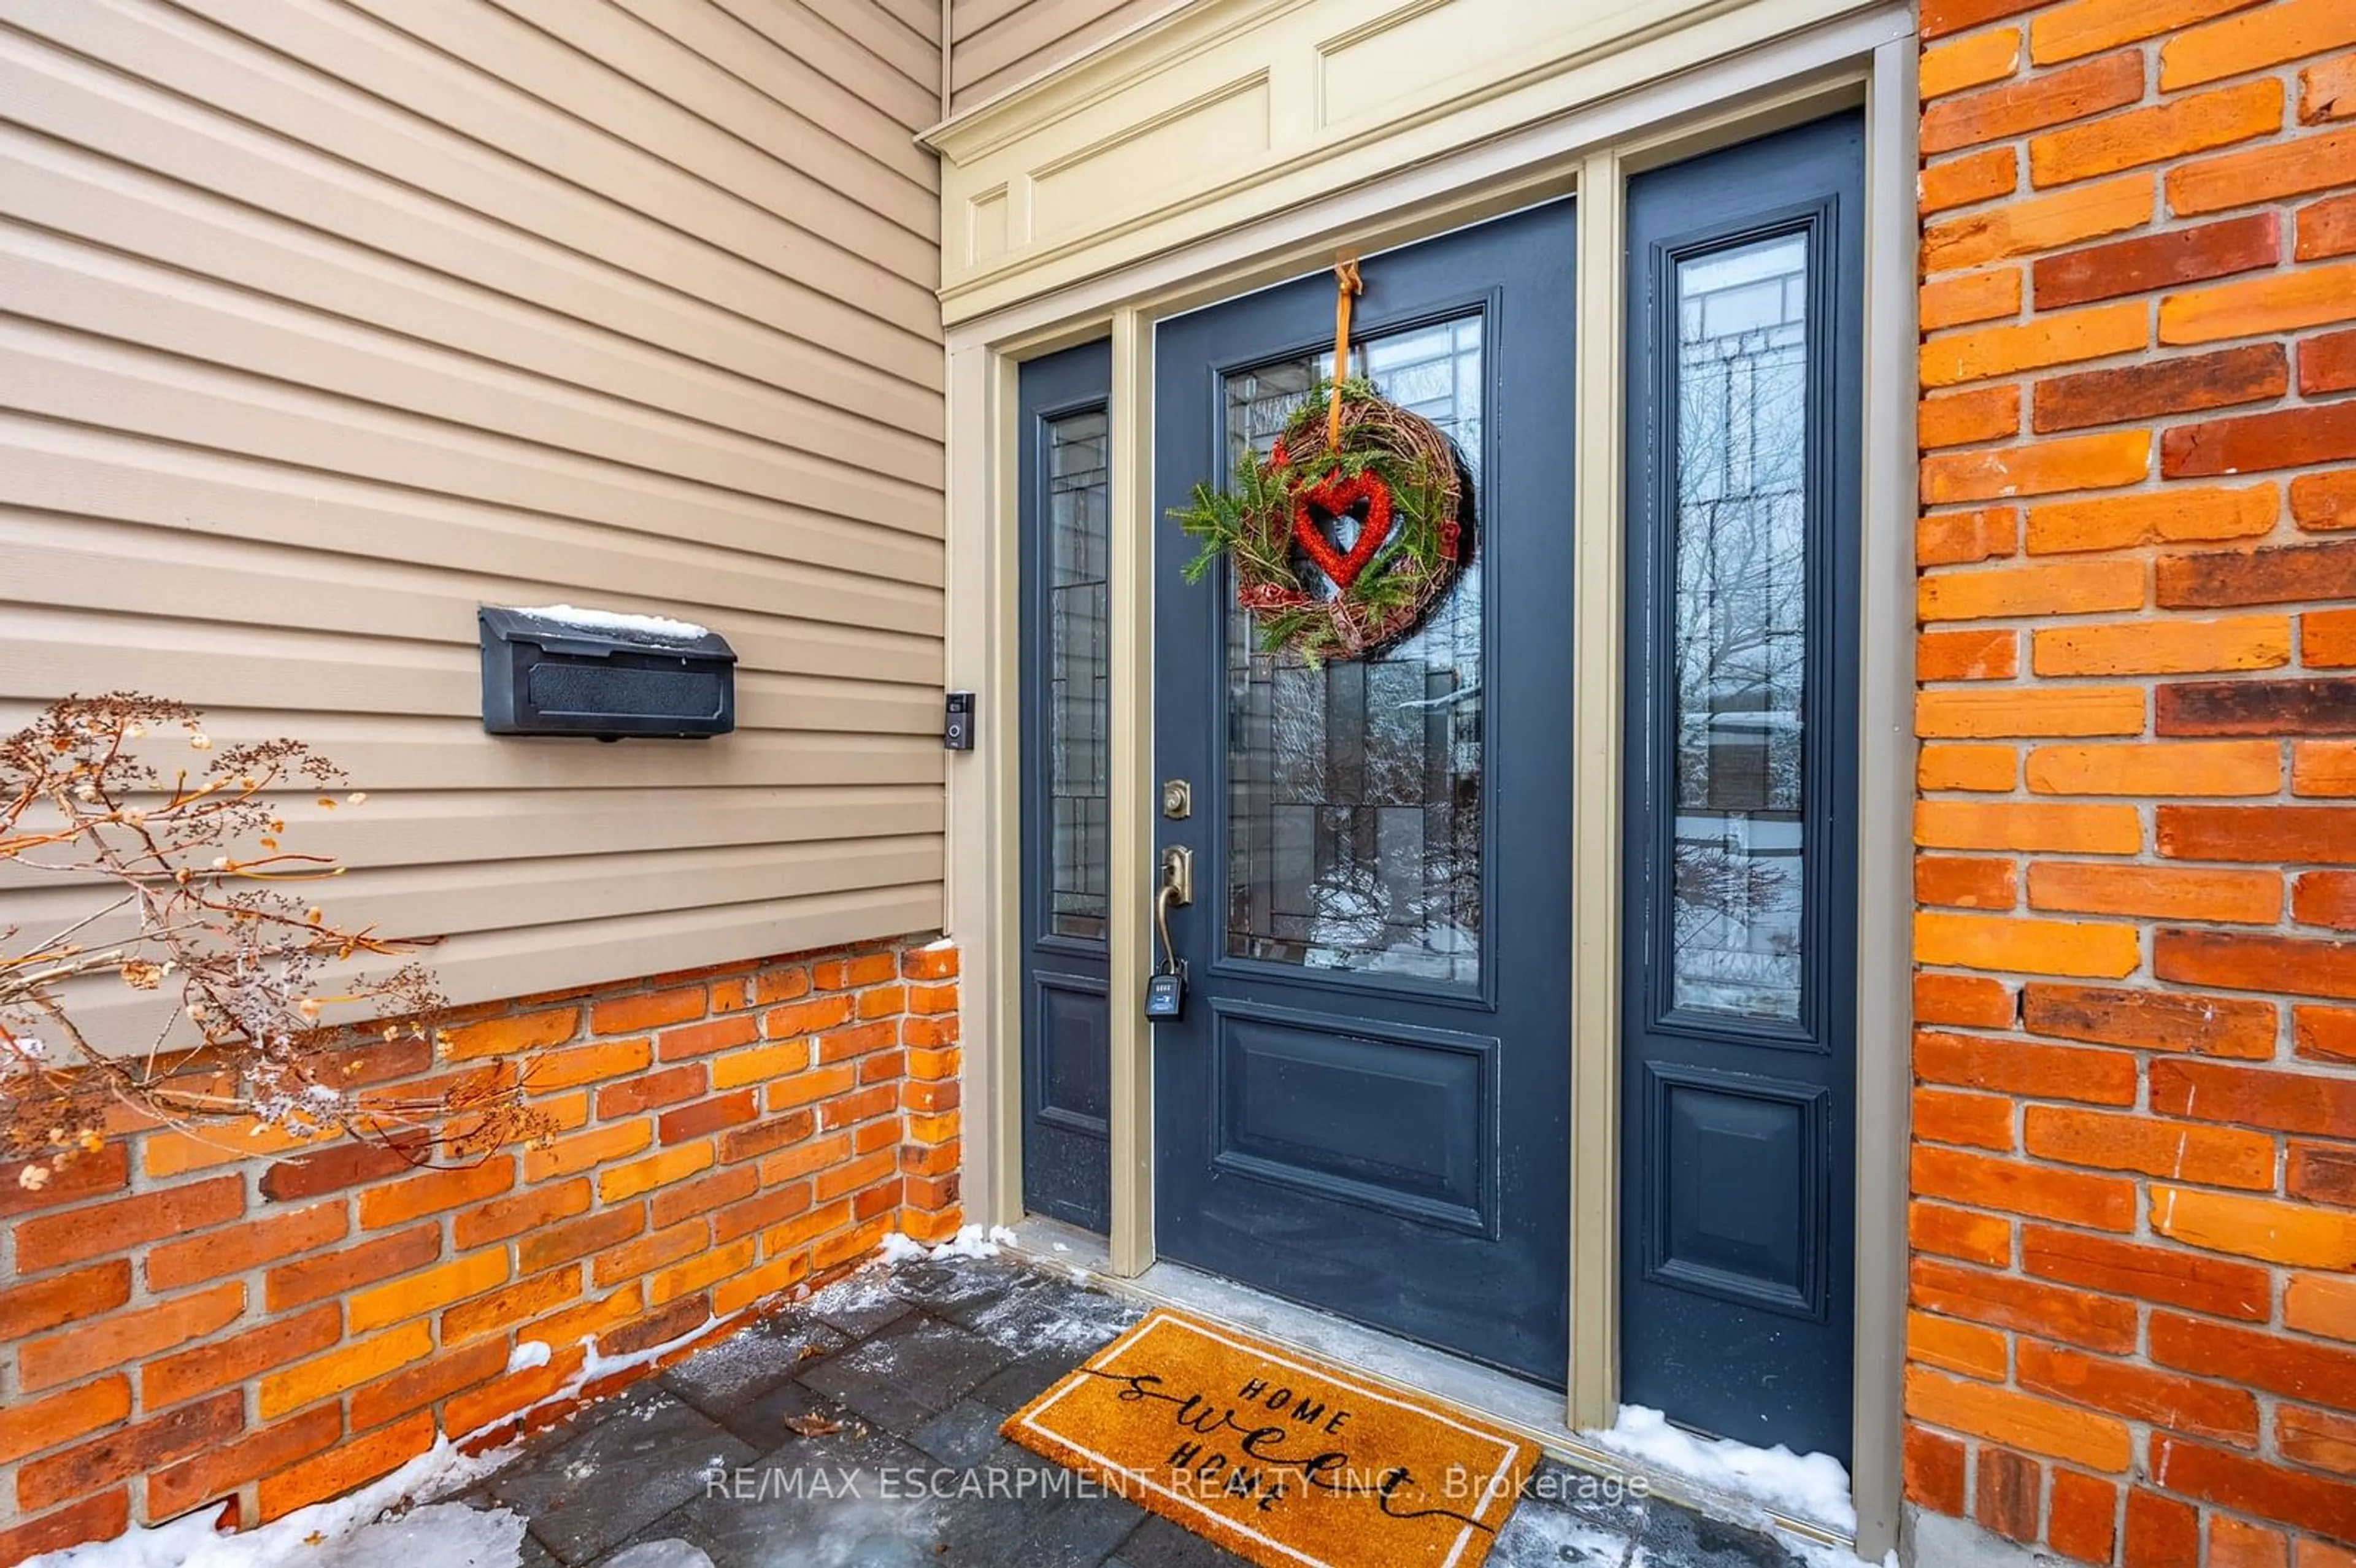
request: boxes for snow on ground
[1488,1503,1632,1566]
[603,1544,717,1568]
[1590,1404,1856,1535]
[306,1502,524,1567]
[508,605,712,642]
[874,1223,1020,1264]
[20,1437,522,1568]
[874,1231,931,1264]
[20,1309,733,1568]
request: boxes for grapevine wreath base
[1174,378,1472,664]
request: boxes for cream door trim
[941,8,1915,1556]
[1568,145,1626,1432]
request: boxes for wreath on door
[1170,261,1473,664]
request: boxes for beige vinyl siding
[0,0,949,1021]
[948,0,1186,112]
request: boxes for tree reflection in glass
[1669,234,1810,1020]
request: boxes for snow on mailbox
[479,604,736,740]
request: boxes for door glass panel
[1047,408,1110,941]
[1669,233,1809,1020]
[1220,315,1484,983]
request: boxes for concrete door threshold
[1003,1216,1858,1559]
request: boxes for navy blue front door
[1151,202,1576,1382]
[1618,115,1865,1461]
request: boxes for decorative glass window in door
[1220,317,1485,984]
[1047,409,1111,941]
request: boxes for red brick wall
[1912,0,2356,1561]
[0,938,961,1564]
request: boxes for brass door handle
[1158,845,1193,907]
[1153,847,1191,978]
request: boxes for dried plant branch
[2,693,554,1190]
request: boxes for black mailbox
[479,605,736,740]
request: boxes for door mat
[1001,1308,1537,1568]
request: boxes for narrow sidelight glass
[1047,409,1111,941]
[1667,233,1811,1020]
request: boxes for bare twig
[1,693,554,1189]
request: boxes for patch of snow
[1589,1405,1855,1536]
[1779,1539,1900,1568]
[799,1264,902,1318]
[306,1502,526,1567]
[923,1223,1004,1259]
[1488,1505,1631,1566]
[509,604,710,643]
[506,1339,550,1375]
[20,1435,518,1568]
[873,1223,1018,1264]
[783,1493,945,1568]
[604,1544,717,1568]
[579,1315,714,1386]
[874,1231,931,1264]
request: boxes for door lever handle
[1158,845,1193,907]
[1153,847,1192,979]
[1147,847,1193,1021]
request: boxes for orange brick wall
[0,937,961,1564]
[1911,0,2356,1561]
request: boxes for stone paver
[453,1250,1818,1568]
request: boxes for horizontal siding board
[949,0,1174,107]
[0,11,944,391]
[785,0,941,96]
[0,420,945,621]
[0,608,944,734]
[0,136,939,480]
[701,0,939,130]
[1,325,952,582]
[0,707,944,791]
[0,788,941,888]
[342,0,941,260]
[0,233,941,531]
[0,517,943,687]
[873,0,944,48]
[493,0,941,221]
[59,884,947,1047]
[0,0,947,1024]
[0,44,940,432]
[194,0,944,331]
[615,0,940,188]
[2,836,945,939]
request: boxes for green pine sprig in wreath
[1169,377,1467,665]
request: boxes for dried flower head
[2,693,552,1174]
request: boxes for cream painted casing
[929,0,1916,1557]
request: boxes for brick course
[1915,1,2356,1558]
[0,937,960,1561]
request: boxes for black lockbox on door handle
[479,605,736,740]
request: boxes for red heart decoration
[1290,470,1394,591]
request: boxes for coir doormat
[1002,1309,1538,1568]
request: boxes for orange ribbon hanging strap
[1327,255,1363,450]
